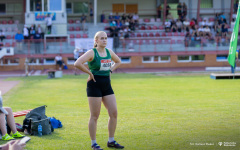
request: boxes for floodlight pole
[197,0,201,22]
[94,0,97,26]
[230,0,234,25]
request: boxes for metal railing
[1,37,230,56]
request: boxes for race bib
[100,59,111,71]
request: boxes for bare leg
[102,94,117,137]
[0,113,7,135]
[88,97,102,140]
[4,107,17,133]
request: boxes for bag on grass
[49,117,63,129]
[22,105,54,136]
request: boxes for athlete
[74,31,124,150]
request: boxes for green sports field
[0,74,239,150]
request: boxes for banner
[35,12,56,21]
[75,38,113,52]
[228,1,240,67]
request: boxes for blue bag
[49,117,62,129]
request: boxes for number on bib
[100,59,111,71]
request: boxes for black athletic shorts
[87,75,114,97]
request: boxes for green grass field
[0,74,239,150]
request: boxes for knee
[109,110,118,119]
[4,107,12,114]
[90,115,99,121]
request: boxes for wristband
[110,70,113,73]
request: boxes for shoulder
[84,49,95,57]
[106,48,114,55]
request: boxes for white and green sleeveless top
[88,48,112,76]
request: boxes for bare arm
[74,50,96,82]
[108,49,121,72]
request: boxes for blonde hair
[93,31,107,48]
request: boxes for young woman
[0,93,25,141]
[74,31,124,150]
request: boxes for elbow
[118,60,121,66]
[74,62,78,67]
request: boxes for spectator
[36,0,41,11]
[37,24,44,39]
[165,19,171,32]
[23,25,29,40]
[166,12,174,21]
[215,13,220,22]
[55,54,63,70]
[179,13,185,22]
[234,0,238,13]
[194,32,201,46]
[34,31,41,54]
[114,13,121,21]
[29,24,36,39]
[219,13,226,21]
[121,13,127,23]
[171,24,177,32]
[176,19,183,32]
[119,30,125,40]
[89,3,93,23]
[15,31,24,51]
[222,23,228,33]
[73,46,82,75]
[124,19,130,27]
[177,2,182,19]
[45,14,52,34]
[128,14,133,20]
[184,32,191,47]
[216,25,222,35]
[225,31,231,42]
[81,14,87,31]
[109,13,114,22]
[182,2,187,18]
[206,19,214,29]
[204,26,211,36]
[100,13,105,23]
[116,20,122,30]
[166,4,171,17]
[218,17,225,25]
[157,4,162,19]
[0,30,5,42]
[0,92,25,141]
[129,19,136,31]
[200,19,207,28]
[198,25,205,33]
[213,20,219,31]
[110,20,116,27]
[110,26,118,37]
[123,26,131,38]
[132,13,139,23]
[189,19,196,29]
[215,32,222,46]
[183,19,190,32]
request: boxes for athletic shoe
[12,131,25,138]
[107,141,124,149]
[91,143,103,150]
[2,134,14,141]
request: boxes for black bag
[22,105,53,136]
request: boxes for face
[96,32,107,47]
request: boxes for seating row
[128,32,185,37]
[69,34,88,38]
